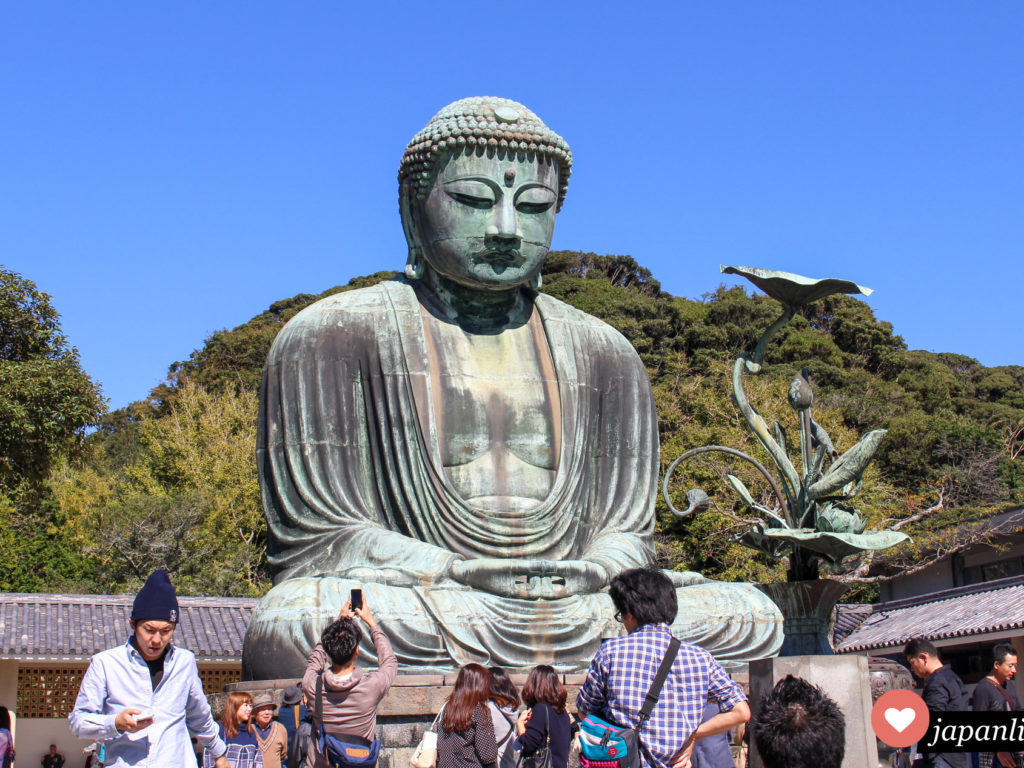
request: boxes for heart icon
[873,689,928,748]
[885,707,916,733]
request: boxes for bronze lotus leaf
[720,265,873,308]
[739,526,910,565]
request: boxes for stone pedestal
[747,655,877,768]
[225,673,591,768]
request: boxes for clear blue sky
[2,3,1021,411]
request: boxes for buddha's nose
[486,199,522,245]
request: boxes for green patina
[242,100,784,679]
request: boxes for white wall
[12,719,92,768]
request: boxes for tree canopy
[0,267,105,591]
[13,253,1023,598]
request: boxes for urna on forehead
[398,96,573,212]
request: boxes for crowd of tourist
[54,567,1021,768]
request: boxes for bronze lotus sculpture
[663,266,910,653]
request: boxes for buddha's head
[399,97,572,292]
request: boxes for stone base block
[225,673,595,767]
[225,671,752,767]
[748,655,877,768]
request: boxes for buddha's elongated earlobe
[405,246,425,280]
[400,192,425,280]
[529,271,543,291]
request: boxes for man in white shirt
[69,570,230,768]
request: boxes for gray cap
[281,685,303,706]
[251,692,276,711]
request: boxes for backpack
[314,672,382,768]
[288,705,314,768]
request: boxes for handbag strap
[637,637,681,727]
[315,672,324,731]
[430,703,446,734]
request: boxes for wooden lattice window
[17,666,86,719]
[199,666,242,695]
[15,664,241,718]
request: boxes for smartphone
[350,588,363,611]
[134,712,154,726]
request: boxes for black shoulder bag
[516,704,553,768]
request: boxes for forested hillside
[5,255,1023,599]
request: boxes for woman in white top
[487,667,521,768]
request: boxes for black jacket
[513,702,572,768]
[921,665,969,768]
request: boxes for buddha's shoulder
[289,280,411,324]
[534,293,639,355]
[269,280,414,356]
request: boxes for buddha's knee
[672,580,784,660]
[242,577,441,679]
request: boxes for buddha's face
[412,148,558,291]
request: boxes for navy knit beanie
[131,569,179,623]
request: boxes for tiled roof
[0,593,258,662]
[835,574,1024,653]
[831,603,873,647]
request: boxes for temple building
[0,592,255,761]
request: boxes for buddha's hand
[449,558,608,599]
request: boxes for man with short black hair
[300,598,396,766]
[751,675,844,768]
[904,637,969,768]
[971,644,1021,768]
[577,568,750,768]
[69,570,230,768]
[40,744,65,768]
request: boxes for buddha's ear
[400,191,424,280]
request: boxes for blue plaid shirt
[576,624,746,768]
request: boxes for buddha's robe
[242,278,782,679]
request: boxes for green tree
[53,253,1024,597]
[52,378,265,596]
[0,267,104,590]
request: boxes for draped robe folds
[242,278,783,679]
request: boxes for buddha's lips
[474,250,522,267]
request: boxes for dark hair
[489,666,520,709]
[444,664,493,734]
[222,692,253,740]
[321,618,360,666]
[904,637,938,660]
[0,706,8,730]
[522,665,567,714]
[994,643,1018,665]
[752,675,845,768]
[608,568,678,626]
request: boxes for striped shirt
[576,624,745,768]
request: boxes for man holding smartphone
[69,570,231,768]
[300,591,397,766]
